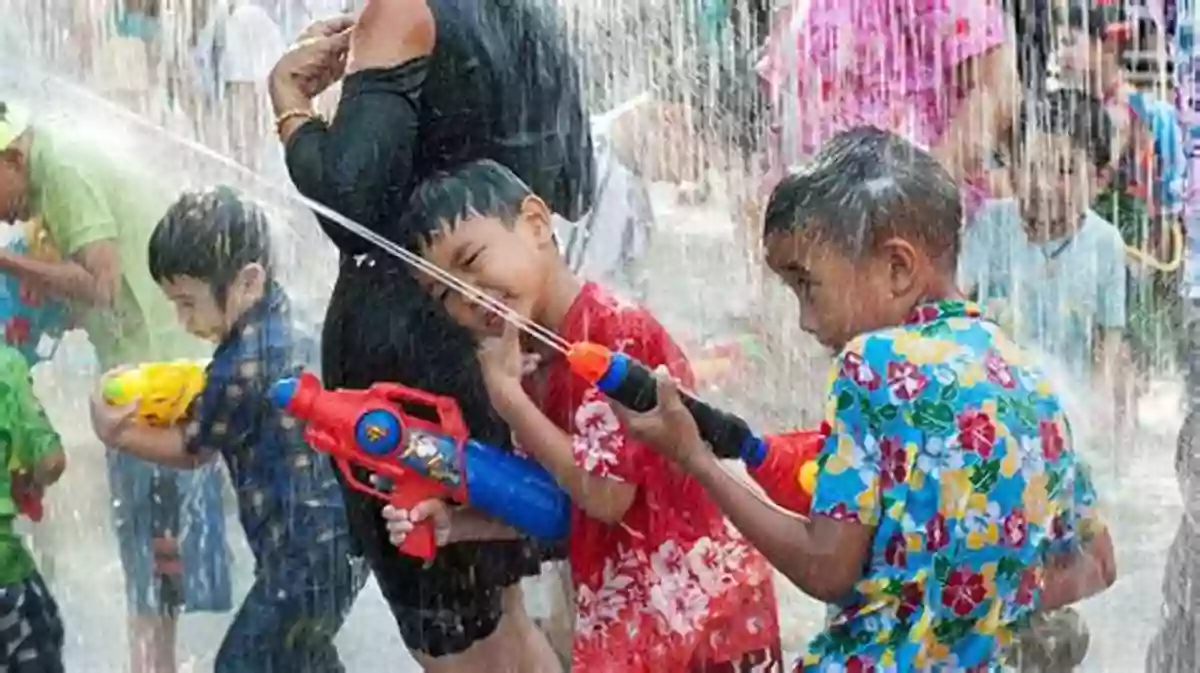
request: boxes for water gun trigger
[333,458,442,561]
[386,482,445,561]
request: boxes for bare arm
[686,448,872,602]
[0,239,120,307]
[273,6,433,252]
[110,424,209,471]
[1039,527,1117,612]
[447,508,522,543]
[496,391,636,526]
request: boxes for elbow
[582,501,627,526]
[797,569,859,604]
[1094,528,1118,590]
[36,452,66,486]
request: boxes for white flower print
[572,389,625,477]
[1016,434,1045,480]
[646,540,711,636]
[915,435,965,474]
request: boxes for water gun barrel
[567,342,756,460]
[567,342,820,513]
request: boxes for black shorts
[0,571,64,673]
[322,260,550,656]
[344,480,547,656]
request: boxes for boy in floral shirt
[618,127,1117,671]
[384,159,781,672]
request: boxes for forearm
[687,451,850,602]
[281,60,427,253]
[0,252,112,307]
[110,425,206,470]
[1039,530,1117,612]
[449,508,522,543]
[498,393,633,524]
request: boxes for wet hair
[403,159,535,248]
[1014,88,1113,169]
[762,126,963,269]
[148,186,272,303]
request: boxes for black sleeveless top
[284,0,593,603]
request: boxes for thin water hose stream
[15,70,574,354]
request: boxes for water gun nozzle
[269,377,299,410]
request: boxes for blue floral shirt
[182,284,346,565]
[799,301,1102,672]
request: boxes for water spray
[3,66,783,465]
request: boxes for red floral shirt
[527,283,780,672]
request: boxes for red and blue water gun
[269,372,570,560]
[567,342,820,514]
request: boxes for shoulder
[566,283,690,375]
[1081,210,1126,252]
[972,198,1021,229]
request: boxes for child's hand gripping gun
[268,372,571,561]
[102,360,208,426]
[569,343,821,514]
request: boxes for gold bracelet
[274,109,324,138]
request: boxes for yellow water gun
[102,360,208,426]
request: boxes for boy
[613,126,1117,670]
[0,102,231,673]
[87,187,365,672]
[960,89,1129,412]
[0,344,66,671]
[386,159,782,671]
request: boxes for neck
[914,280,962,307]
[225,284,269,330]
[531,264,582,343]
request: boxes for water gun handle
[387,483,441,561]
[602,354,756,460]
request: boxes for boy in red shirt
[382,159,782,672]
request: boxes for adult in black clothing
[268,1,592,670]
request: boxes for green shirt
[28,128,209,370]
[0,346,63,586]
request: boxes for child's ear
[235,262,267,295]
[517,194,555,248]
[878,238,918,297]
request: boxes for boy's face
[765,225,922,352]
[418,198,555,339]
[1013,134,1101,231]
[159,266,266,342]
[0,150,30,222]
